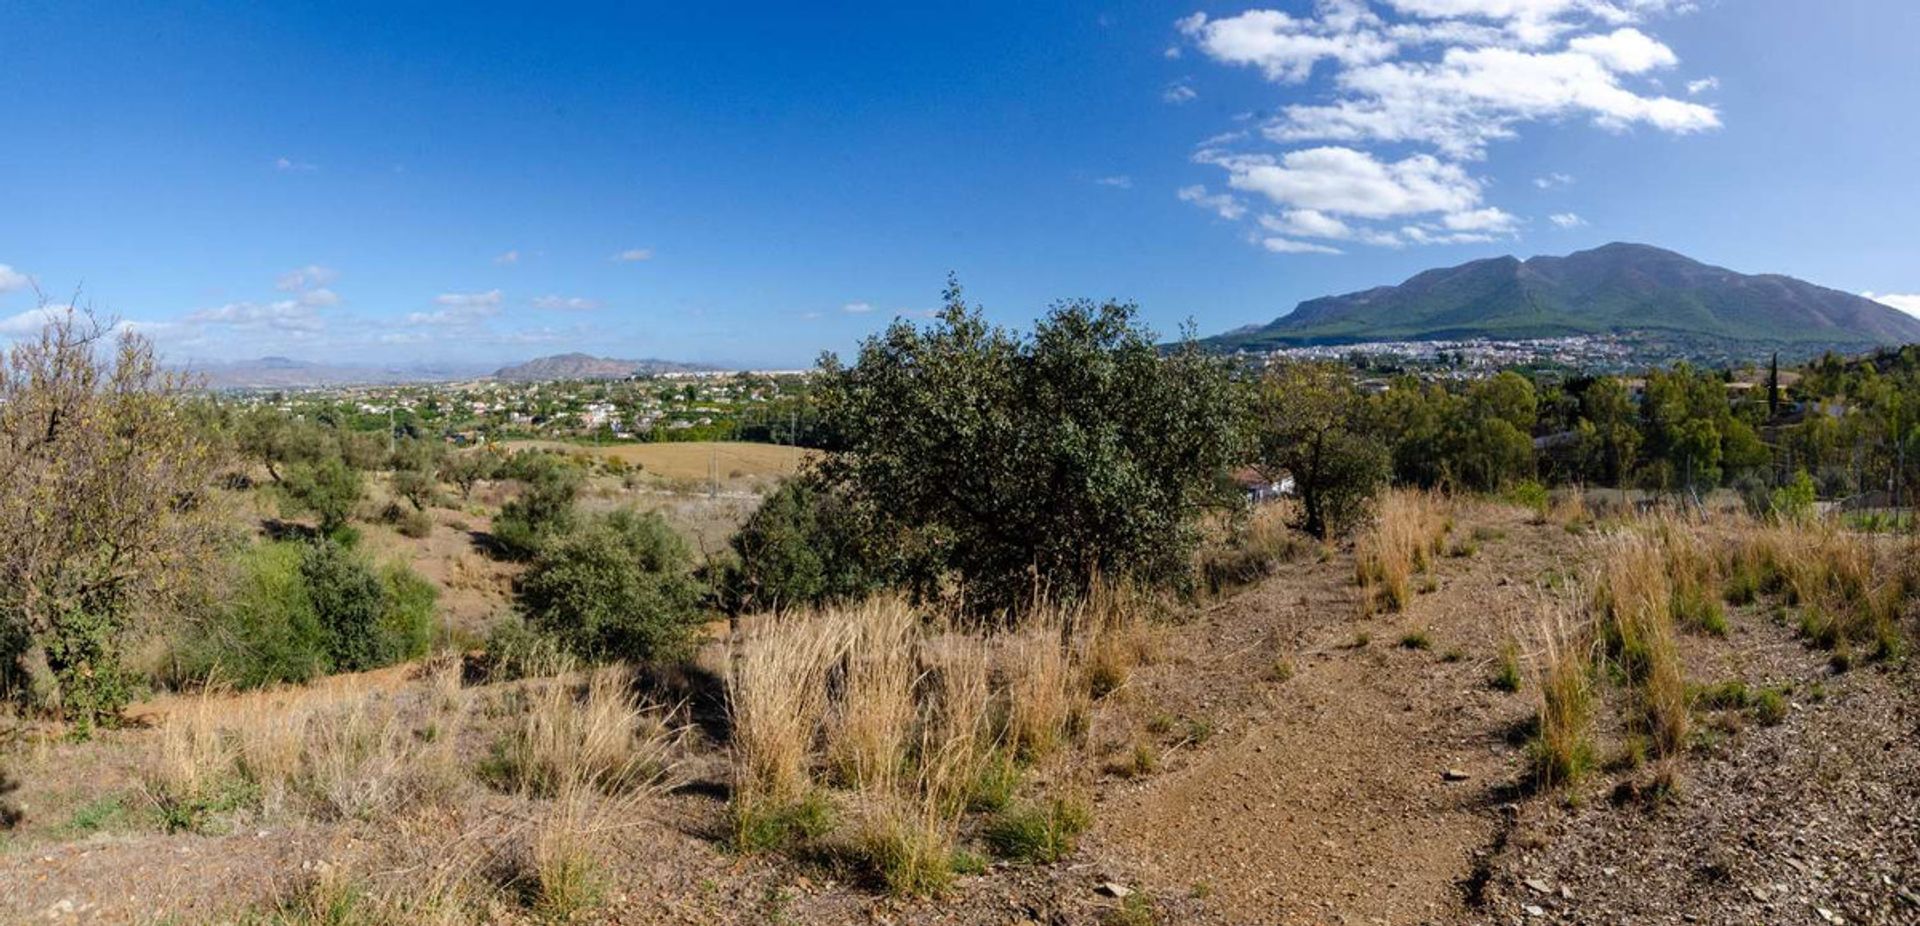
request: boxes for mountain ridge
[1205,243,1920,351]
[490,353,721,381]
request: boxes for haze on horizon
[4,1,1918,369]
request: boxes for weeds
[984,794,1091,864]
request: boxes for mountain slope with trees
[1208,243,1920,350]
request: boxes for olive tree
[0,309,225,723]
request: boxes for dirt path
[1090,506,1556,924]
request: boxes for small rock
[1442,768,1471,782]
[1523,904,1546,918]
[1095,882,1133,899]
[1524,878,1552,894]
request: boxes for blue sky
[3,1,1917,369]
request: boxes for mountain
[1206,243,1920,351]
[490,353,720,381]
[183,357,494,388]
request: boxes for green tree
[1254,362,1388,538]
[491,454,583,559]
[520,510,704,663]
[721,476,880,612]
[813,279,1240,613]
[278,455,365,537]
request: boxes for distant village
[226,371,817,446]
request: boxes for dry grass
[826,599,921,791]
[1526,605,1595,790]
[487,665,685,797]
[1003,615,1081,763]
[1591,532,1690,760]
[725,606,855,846]
[1356,490,1451,615]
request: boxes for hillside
[491,352,718,381]
[1207,243,1920,351]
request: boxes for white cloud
[1686,75,1718,95]
[273,156,317,172]
[1177,9,1397,83]
[297,287,340,307]
[1095,175,1134,189]
[611,248,654,262]
[1163,81,1198,104]
[842,302,874,314]
[0,306,71,336]
[1549,211,1588,227]
[187,299,326,333]
[1864,292,1920,318]
[532,295,601,311]
[0,264,30,293]
[1177,184,1249,220]
[1260,236,1345,254]
[494,250,521,265]
[407,290,504,326]
[1211,147,1482,219]
[276,264,337,291]
[1441,205,1520,232]
[1177,1,1710,252]
[434,289,503,309]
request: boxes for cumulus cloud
[1173,0,1711,253]
[842,302,875,314]
[187,299,327,333]
[494,250,521,265]
[1177,184,1250,220]
[1864,292,1920,318]
[0,264,30,293]
[273,156,317,172]
[407,290,504,326]
[1686,75,1718,95]
[532,294,601,311]
[1163,80,1198,103]
[611,248,654,262]
[1549,211,1588,227]
[1094,175,1134,189]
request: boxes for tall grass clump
[1355,490,1450,615]
[486,665,684,797]
[1526,609,1595,790]
[1591,533,1689,759]
[725,608,852,850]
[825,599,920,791]
[1724,522,1910,663]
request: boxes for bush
[491,456,583,559]
[812,280,1241,613]
[984,795,1091,864]
[174,540,436,688]
[519,510,705,664]
[721,476,878,612]
[278,456,365,537]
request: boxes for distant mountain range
[182,356,496,389]
[1204,243,1920,352]
[179,352,723,388]
[490,353,720,381]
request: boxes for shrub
[721,476,879,613]
[811,280,1241,613]
[519,509,705,665]
[174,540,436,688]
[1769,469,1817,524]
[490,456,583,559]
[984,794,1091,864]
[278,456,365,538]
[485,667,682,796]
[1507,480,1550,520]
[1528,612,1594,790]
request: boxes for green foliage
[174,540,435,689]
[721,476,879,612]
[1255,362,1388,538]
[1506,479,1549,516]
[814,279,1241,612]
[983,795,1091,864]
[519,509,705,664]
[490,454,583,559]
[277,456,365,536]
[1770,470,1817,523]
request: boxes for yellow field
[502,440,813,482]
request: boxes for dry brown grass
[826,599,921,792]
[1356,490,1451,615]
[725,606,855,842]
[1526,604,1595,789]
[1003,613,1082,763]
[488,665,685,797]
[1591,532,1689,760]
[1721,519,1911,661]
